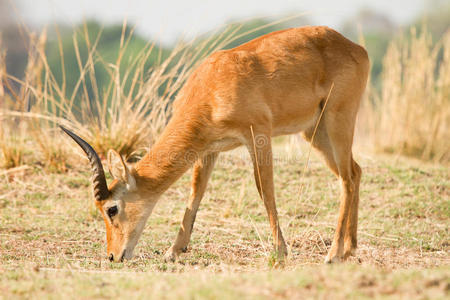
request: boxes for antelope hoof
[324,247,344,264]
[276,243,288,261]
[343,241,357,259]
[324,253,342,264]
[163,247,179,262]
[343,247,357,260]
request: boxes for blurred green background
[1,0,449,103]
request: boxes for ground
[0,141,449,298]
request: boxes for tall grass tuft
[362,27,450,163]
[23,22,252,161]
[0,122,28,169]
[1,20,277,169]
[0,36,29,169]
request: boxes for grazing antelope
[61,26,369,263]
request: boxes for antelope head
[60,126,156,262]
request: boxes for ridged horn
[60,125,110,201]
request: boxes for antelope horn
[60,126,110,201]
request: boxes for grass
[360,27,450,164]
[0,122,28,169]
[2,265,449,299]
[0,143,448,298]
[1,20,278,165]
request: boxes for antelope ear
[107,150,137,191]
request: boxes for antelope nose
[108,253,114,262]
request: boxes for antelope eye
[107,206,118,218]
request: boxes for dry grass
[0,144,448,297]
[0,121,28,169]
[361,27,450,163]
[2,265,449,299]
[0,20,289,168]
[0,35,31,169]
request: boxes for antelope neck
[134,116,207,196]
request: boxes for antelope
[61,26,369,263]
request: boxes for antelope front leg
[246,129,288,261]
[164,153,218,262]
